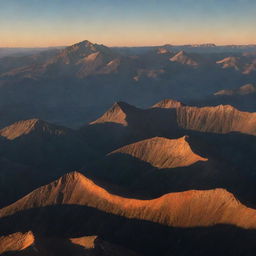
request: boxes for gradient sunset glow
[1,0,256,47]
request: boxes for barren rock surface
[1,172,256,229]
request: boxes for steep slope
[1,41,256,130]
[90,101,140,126]
[0,118,69,140]
[170,51,199,66]
[214,83,256,96]
[0,119,95,169]
[0,49,60,76]
[0,231,35,254]
[89,101,179,132]
[216,56,256,74]
[216,56,241,71]
[97,101,256,136]
[82,101,180,155]
[176,105,256,135]
[1,172,256,229]
[109,136,207,169]
[0,40,121,79]
[41,40,120,78]
[152,99,185,108]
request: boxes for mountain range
[0,40,256,128]
[0,97,256,255]
[1,40,256,255]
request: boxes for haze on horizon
[1,0,256,47]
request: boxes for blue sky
[0,0,256,47]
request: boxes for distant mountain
[0,47,64,58]
[0,48,60,75]
[42,40,120,78]
[114,44,256,55]
[216,56,243,71]
[191,82,256,113]
[152,99,185,108]
[214,83,256,96]
[0,40,121,79]
[5,40,256,82]
[156,47,172,55]
[0,39,256,129]
[216,56,256,74]
[170,51,200,66]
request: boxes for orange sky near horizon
[2,30,256,48]
[1,0,256,48]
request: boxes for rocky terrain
[1,40,256,255]
[1,40,256,128]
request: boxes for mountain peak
[214,84,256,96]
[74,40,94,46]
[90,101,139,126]
[190,43,216,47]
[176,50,186,56]
[53,40,114,63]
[156,47,172,55]
[216,56,239,64]
[62,171,87,183]
[216,104,236,111]
[239,83,256,94]
[0,118,69,140]
[67,40,97,51]
[109,136,207,169]
[114,101,139,112]
[43,40,119,78]
[216,56,241,70]
[2,171,256,229]
[152,99,185,109]
[176,104,256,135]
[170,51,199,66]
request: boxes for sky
[0,0,256,47]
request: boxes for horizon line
[1,42,256,49]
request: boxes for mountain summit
[170,51,199,66]
[214,83,256,96]
[152,99,185,108]
[41,40,120,78]
[90,101,140,126]
[109,136,207,169]
[0,119,69,140]
[1,171,256,229]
